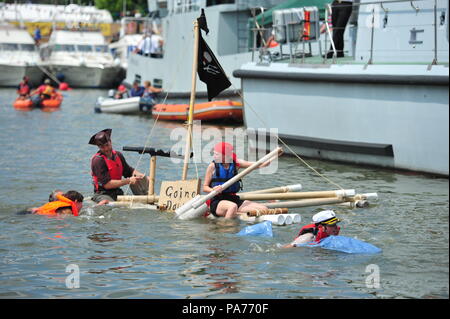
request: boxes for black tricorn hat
[89,128,112,146]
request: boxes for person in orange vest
[30,78,56,107]
[282,210,341,248]
[32,190,84,216]
[16,76,31,100]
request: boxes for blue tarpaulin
[237,221,273,237]
[297,235,382,254]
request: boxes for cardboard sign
[158,179,201,212]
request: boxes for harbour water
[0,88,448,299]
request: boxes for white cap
[312,210,341,225]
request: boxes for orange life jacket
[35,194,79,216]
[42,85,54,96]
[302,10,311,41]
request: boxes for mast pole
[182,20,200,180]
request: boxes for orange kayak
[41,92,63,109]
[13,98,33,111]
[152,100,243,122]
[13,92,63,111]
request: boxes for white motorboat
[0,23,43,87]
[234,0,449,176]
[95,96,142,114]
[39,30,123,88]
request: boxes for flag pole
[182,20,199,180]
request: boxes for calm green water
[0,88,448,299]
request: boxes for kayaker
[202,142,273,219]
[89,128,148,205]
[282,210,341,248]
[16,76,31,100]
[30,79,55,106]
[33,190,84,216]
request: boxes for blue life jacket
[210,161,242,194]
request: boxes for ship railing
[354,0,448,65]
[251,0,447,66]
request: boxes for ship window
[1,43,19,51]
[206,0,235,6]
[77,45,93,52]
[20,44,36,51]
[94,45,108,53]
[54,44,76,52]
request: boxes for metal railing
[250,0,446,66]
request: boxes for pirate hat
[88,128,112,146]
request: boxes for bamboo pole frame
[181,20,200,180]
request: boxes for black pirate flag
[197,10,231,101]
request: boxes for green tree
[94,0,149,20]
[4,1,148,21]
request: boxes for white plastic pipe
[281,214,293,225]
[260,214,285,226]
[289,214,301,224]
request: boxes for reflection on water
[0,88,448,299]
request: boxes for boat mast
[181,20,199,180]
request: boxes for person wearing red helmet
[114,84,130,99]
[202,142,274,219]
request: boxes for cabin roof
[49,30,106,45]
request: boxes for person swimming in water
[282,210,341,248]
[17,190,83,216]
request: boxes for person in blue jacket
[202,142,273,219]
[130,80,145,97]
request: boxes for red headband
[214,142,236,162]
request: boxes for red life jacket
[91,150,123,191]
[18,82,30,95]
[297,223,340,243]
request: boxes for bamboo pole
[148,156,156,196]
[181,20,200,180]
[238,189,355,201]
[260,197,348,209]
[244,208,289,217]
[117,195,159,203]
[240,184,302,195]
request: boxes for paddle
[175,146,283,220]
